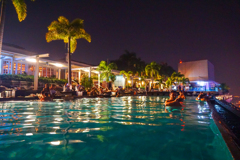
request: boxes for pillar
[88,67,92,78]
[58,68,61,80]
[0,56,2,74]
[25,63,28,75]
[11,57,14,74]
[15,62,17,75]
[34,56,39,90]
[78,70,81,83]
[19,63,22,74]
[98,71,101,88]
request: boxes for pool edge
[208,102,240,160]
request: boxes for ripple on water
[0,96,233,160]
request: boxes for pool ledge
[208,101,240,160]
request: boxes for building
[178,59,219,92]
[0,43,125,89]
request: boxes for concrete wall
[178,60,214,81]
[207,61,215,81]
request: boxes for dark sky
[3,0,240,95]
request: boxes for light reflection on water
[0,96,233,160]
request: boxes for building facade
[178,59,219,92]
[0,43,125,89]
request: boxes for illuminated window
[14,63,16,74]
[47,68,50,77]
[51,68,54,77]
[72,72,79,80]
[22,64,25,74]
[28,65,35,75]
[39,67,42,77]
[43,67,46,77]
[17,63,21,74]
[3,60,10,74]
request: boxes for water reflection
[0,97,232,160]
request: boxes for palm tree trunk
[68,37,72,85]
[152,77,154,89]
[0,0,6,74]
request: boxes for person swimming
[165,91,182,106]
[196,92,206,101]
[177,91,185,102]
[40,92,52,102]
[200,92,211,101]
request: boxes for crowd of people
[39,84,57,101]
[165,90,212,107]
[38,82,212,104]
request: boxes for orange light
[179,60,182,64]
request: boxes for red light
[179,60,182,64]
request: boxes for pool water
[0,96,233,160]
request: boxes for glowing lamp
[53,63,63,67]
[26,58,36,62]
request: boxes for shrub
[0,74,67,85]
[80,74,93,90]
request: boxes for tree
[165,77,173,89]
[180,77,190,85]
[111,50,146,75]
[220,83,230,93]
[46,16,91,85]
[171,72,184,85]
[80,74,93,90]
[120,70,133,88]
[0,0,35,74]
[145,61,161,88]
[159,62,175,80]
[96,61,117,82]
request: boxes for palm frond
[75,31,91,43]
[70,38,77,53]
[12,0,27,22]
[58,16,69,25]
[70,19,84,29]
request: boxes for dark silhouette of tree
[159,62,175,80]
[111,50,146,75]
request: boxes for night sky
[3,0,240,95]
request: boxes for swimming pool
[0,96,233,160]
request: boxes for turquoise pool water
[0,96,233,160]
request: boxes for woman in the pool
[196,92,206,101]
[40,92,52,102]
[177,91,185,102]
[165,91,182,106]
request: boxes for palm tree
[46,16,91,84]
[120,70,132,88]
[145,61,161,88]
[165,77,173,89]
[0,0,34,74]
[181,77,190,85]
[96,61,117,83]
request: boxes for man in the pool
[165,91,182,106]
